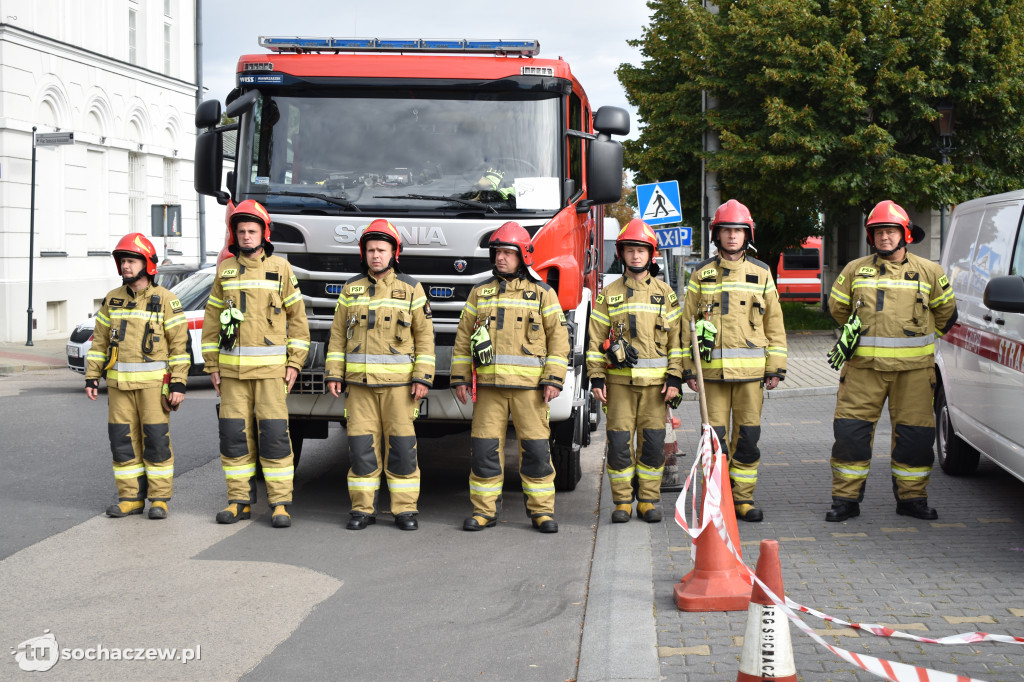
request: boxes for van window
[1011,223,1024,277]
[782,247,819,271]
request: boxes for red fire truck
[194,38,629,490]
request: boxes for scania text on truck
[193,37,630,490]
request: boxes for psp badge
[454,259,468,273]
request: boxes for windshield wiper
[265,190,361,212]
[376,193,498,214]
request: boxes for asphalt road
[0,369,603,681]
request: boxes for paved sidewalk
[0,338,70,375]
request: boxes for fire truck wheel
[551,407,584,491]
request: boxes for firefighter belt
[469,387,555,521]
[831,365,935,502]
[705,380,764,503]
[605,383,666,504]
[218,376,294,506]
[345,384,421,516]
[107,385,174,502]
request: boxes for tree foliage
[618,0,1024,267]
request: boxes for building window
[163,23,171,75]
[164,158,178,202]
[128,9,137,65]
[129,153,145,232]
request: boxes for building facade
[0,0,197,342]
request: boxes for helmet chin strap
[121,272,146,286]
[239,243,261,255]
[626,264,649,274]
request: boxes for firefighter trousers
[469,387,555,520]
[605,383,665,504]
[705,380,764,503]
[107,385,173,502]
[345,384,420,516]
[218,376,294,507]
[831,365,935,502]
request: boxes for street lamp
[934,102,955,250]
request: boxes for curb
[678,385,837,401]
[0,361,66,375]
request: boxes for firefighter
[681,200,788,522]
[325,219,435,531]
[452,222,570,533]
[587,219,683,524]
[201,200,310,528]
[825,200,957,522]
[85,233,189,519]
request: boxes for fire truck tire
[551,407,584,491]
[934,384,979,476]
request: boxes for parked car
[934,190,1024,483]
[66,268,215,376]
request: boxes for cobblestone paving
[654,396,1024,681]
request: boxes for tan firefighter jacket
[586,274,684,387]
[201,252,310,379]
[452,273,570,390]
[681,254,788,382]
[86,283,190,390]
[829,251,957,372]
[324,269,435,387]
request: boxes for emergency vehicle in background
[194,38,629,489]
[775,236,822,302]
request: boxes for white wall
[0,1,198,341]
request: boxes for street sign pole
[26,127,36,346]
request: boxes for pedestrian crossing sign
[636,180,682,226]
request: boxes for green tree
[618,0,1024,269]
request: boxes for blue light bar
[258,37,540,56]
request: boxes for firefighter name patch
[349,285,366,295]
[608,293,624,305]
[170,299,183,313]
[700,267,717,280]
[221,268,237,278]
[392,289,406,300]
[109,298,124,307]
[938,274,950,289]
[857,266,877,277]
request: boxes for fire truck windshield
[242,91,562,214]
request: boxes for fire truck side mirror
[195,99,222,129]
[594,106,630,137]
[586,136,623,206]
[226,89,261,119]
[195,130,229,204]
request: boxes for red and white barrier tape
[674,424,1024,682]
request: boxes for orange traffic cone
[661,406,683,492]
[674,449,751,611]
[736,540,796,681]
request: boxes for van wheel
[935,385,979,475]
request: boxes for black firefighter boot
[825,498,860,522]
[896,499,938,520]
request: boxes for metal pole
[27,127,37,346]
[195,0,207,264]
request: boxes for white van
[935,190,1024,482]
